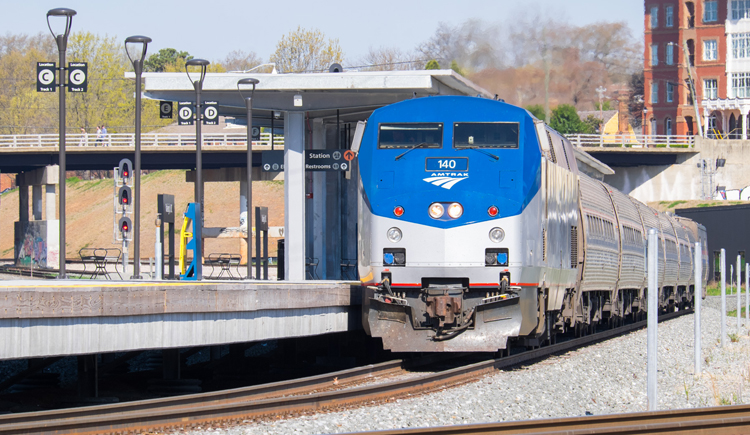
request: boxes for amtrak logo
[423,172,469,189]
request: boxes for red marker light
[393,206,405,217]
[122,223,129,232]
[488,206,499,217]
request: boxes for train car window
[453,122,519,149]
[378,123,443,149]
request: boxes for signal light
[488,205,499,217]
[393,206,405,217]
[119,216,132,236]
[118,158,133,185]
[118,186,132,207]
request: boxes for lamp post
[186,59,209,279]
[47,7,76,279]
[125,35,151,279]
[237,78,259,280]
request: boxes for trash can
[277,239,285,281]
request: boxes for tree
[549,104,593,134]
[450,60,464,76]
[270,26,343,73]
[425,59,440,70]
[526,104,545,119]
[418,20,501,72]
[222,49,262,72]
[359,46,417,71]
[628,71,645,127]
[144,48,193,72]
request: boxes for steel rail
[0,310,692,434]
[349,405,750,435]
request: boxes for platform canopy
[127,69,494,123]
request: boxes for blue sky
[6,1,644,65]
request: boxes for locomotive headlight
[489,227,505,243]
[428,203,444,219]
[386,227,402,243]
[447,203,463,219]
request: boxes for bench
[206,253,242,279]
[79,248,122,280]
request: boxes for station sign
[203,101,219,125]
[36,62,56,92]
[67,62,88,92]
[305,150,349,171]
[178,102,194,126]
[252,126,261,141]
[261,150,284,172]
[159,101,173,119]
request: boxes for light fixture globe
[46,8,76,39]
[186,58,210,86]
[125,35,151,64]
[237,77,259,100]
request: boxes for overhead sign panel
[37,62,56,92]
[203,101,219,125]
[305,150,348,171]
[178,102,194,126]
[68,62,88,92]
[262,150,284,172]
[159,101,173,119]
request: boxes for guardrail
[566,133,695,148]
[0,132,284,149]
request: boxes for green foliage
[425,59,440,70]
[582,115,601,134]
[668,200,687,209]
[144,48,193,72]
[526,104,545,119]
[549,104,593,134]
[270,26,344,73]
[594,100,613,111]
[450,60,464,75]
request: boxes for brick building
[644,0,729,136]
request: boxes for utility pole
[596,86,607,135]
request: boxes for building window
[704,78,718,99]
[665,118,673,135]
[651,6,659,27]
[666,44,675,65]
[666,6,674,26]
[732,72,750,98]
[732,0,750,19]
[704,0,718,22]
[667,82,675,102]
[704,40,718,60]
[732,33,750,58]
[651,44,659,66]
[651,82,659,103]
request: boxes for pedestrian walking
[101,125,108,146]
[79,127,87,147]
[95,125,102,146]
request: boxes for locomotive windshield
[378,123,443,149]
[453,122,519,149]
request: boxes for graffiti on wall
[17,224,48,268]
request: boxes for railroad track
[0,309,702,434]
[355,405,750,434]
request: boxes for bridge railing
[566,134,695,148]
[0,132,285,149]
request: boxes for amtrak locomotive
[356,96,707,352]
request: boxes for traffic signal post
[115,159,134,278]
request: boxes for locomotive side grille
[546,131,557,163]
[571,226,578,268]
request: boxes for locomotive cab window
[378,123,443,149]
[453,122,519,149]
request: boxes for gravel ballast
[186,296,750,434]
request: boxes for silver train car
[356,96,707,352]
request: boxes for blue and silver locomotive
[356,96,707,352]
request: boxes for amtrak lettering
[423,172,469,190]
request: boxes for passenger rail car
[356,96,707,352]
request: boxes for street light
[186,58,209,279]
[125,35,151,279]
[47,7,76,279]
[237,77,259,280]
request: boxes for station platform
[0,280,361,361]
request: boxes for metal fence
[566,134,695,148]
[0,132,284,149]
